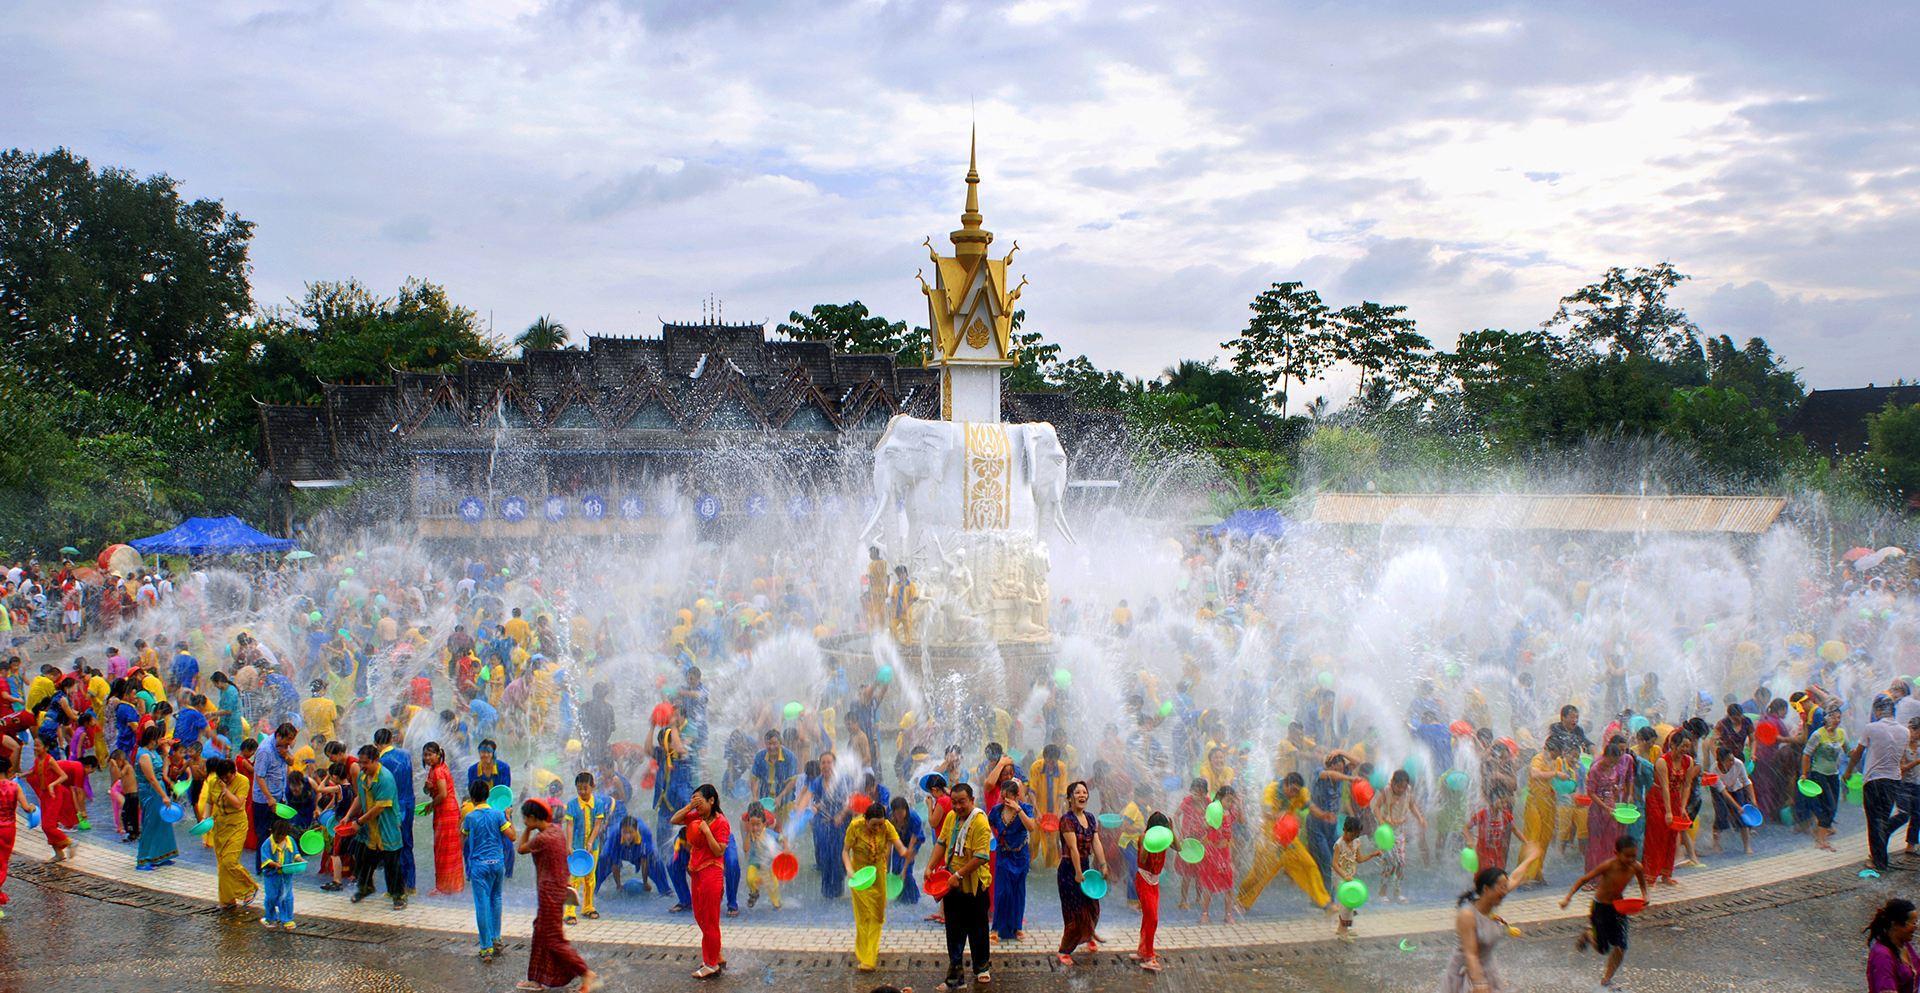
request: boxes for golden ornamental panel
[962,422,1011,530]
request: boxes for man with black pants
[251,722,296,871]
[347,744,407,908]
[928,782,991,991]
[1846,697,1912,872]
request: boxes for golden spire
[949,124,993,259]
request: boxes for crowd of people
[0,529,1914,992]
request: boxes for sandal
[584,910,600,920]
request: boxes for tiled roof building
[256,321,1116,537]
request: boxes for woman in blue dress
[992,778,1037,940]
[887,795,926,905]
[805,752,847,899]
[133,725,177,869]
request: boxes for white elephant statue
[859,415,1076,563]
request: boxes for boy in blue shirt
[462,779,514,959]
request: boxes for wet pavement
[1,856,1895,992]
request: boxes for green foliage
[1865,402,1920,498]
[516,315,571,354]
[1298,426,1383,490]
[0,147,253,404]
[1704,334,1803,422]
[1662,386,1797,481]
[1327,301,1434,398]
[1001,309,1061,393]
[1543,262,1701,364]
[1225,281,1333,417]
[778,300,924,366]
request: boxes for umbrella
[1842,546,1874,561]
[59,546,79,556]
[286,550,315,561]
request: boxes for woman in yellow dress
[1235,774,1331,911]
[842,803,909,972]
[1512,742,1572,885]
[207,756,258,908]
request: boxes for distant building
[255,322,1120,538]
[1788,385,1920,455]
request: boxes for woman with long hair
[1643,729,1695,885]
[1056,780,1108,966]
[1584,735,1636,871]
[422,741,464,894]
[1441,867,1512,993]
[133,724,177,869]
[674,783,731,979]
[517,798,598,993]
[1867,898,1918,993]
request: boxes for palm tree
[515,315,571,354]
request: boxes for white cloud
[2,0,1913,390]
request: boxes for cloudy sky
[7,1,1917,394]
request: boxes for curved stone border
[13,831,1863,956]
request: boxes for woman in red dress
[24,733,74,861]
[673,783,731,979]
[1197,786,1238,924]
[517,799,598,993]
[1642,729,1695,885]
[422,742,463,894]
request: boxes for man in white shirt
[1845,697,1915,871]
[1891,679,1920,730]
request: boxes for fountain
[823,132,1076,702]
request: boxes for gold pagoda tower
[919,128,1025,423]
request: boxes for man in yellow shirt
[25,665,58,711]
[503,608,531,649]
[929,783,992,987]
[302,680,339,741]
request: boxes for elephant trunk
[1050,499,1077,544]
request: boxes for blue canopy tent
[1211,508,1290,538]
[128,516,298,555]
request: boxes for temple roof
[256,319,1088,482]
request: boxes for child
[0,755,37,916]
[1709,748,1756,855]
[1331,817,1378,940]
[563,771,609,923]
[110,749,139,843]
[463,780,514,960]
[260,817,300,929]
[1131,810,1169,972]
[1560,835,1649,989]
[740,806,781,909]
[603,815,655,900]
[1375,769,1425,903]
[1468,785,1516,873]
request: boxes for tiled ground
[16,830,1859,954]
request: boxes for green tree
[777,300,924,365]
[1226,281,1333,417]
[1001,309,1061,392]
[1864,401,1920,498]
[301,278,498,382]
[1544,263,1701,363]
[0,147,254,405]
[1156,359,1266,422]
[516,314,571,354]
[1663,385,1795,480]
[1440,328,1565,432]
[1704,334,1803,421]
[1328,300,1433,398]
